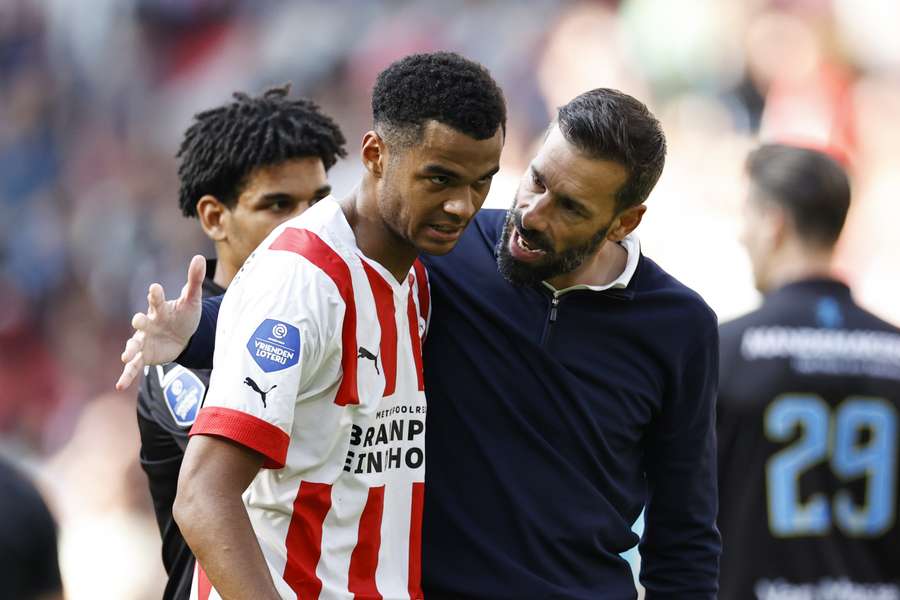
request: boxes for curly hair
[176,84,347,217]
[371,51,506,147]
[557,88,666,212]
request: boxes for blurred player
[0,456,63,600]
[136,86,346,600]
[718,144,900,599]
[120,87,720,599]
[149,53,503,599]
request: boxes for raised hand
[116,255,207,391]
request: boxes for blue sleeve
[639,316,721,598]
[175,295,222,370]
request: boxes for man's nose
[520,194,550,232]
[443,189,478,222]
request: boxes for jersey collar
[765,277,852,304]
[323,196,412,294]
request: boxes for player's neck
[763,245,835,294]
[339,187,417,284]
[212,251,238,289]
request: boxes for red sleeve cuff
[190,407,289,469]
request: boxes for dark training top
[136,259,224,600]
[182,210,721,599]
[718,279,900,600]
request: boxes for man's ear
[766,203,790,251]
[361,131,387,177]
[607,204,646,242]
[196,195,229,242]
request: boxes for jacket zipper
[539,288,634,346]
[540,295,560,346]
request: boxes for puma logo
[357,347,380,375]
[243,377,277,408]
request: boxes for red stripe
[412,259,430,326]
[190,406,290,469]
[271,227,359,405]
[197,563,212,600]
[347,486,385,600]
[408,482,425,600]
[406,290,425,391]
[361,262,397,397]
[283,481,333,599]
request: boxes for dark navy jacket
[183,210,721,599]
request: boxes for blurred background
[1,0,899,597]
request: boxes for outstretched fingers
[181,255,206,307]
[131,311,149,331]
[116,351,144,391]
[121,335,143,363]
[147,283,166,319]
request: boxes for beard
[496,204,609,287]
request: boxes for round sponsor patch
[163,367,205,427]
[246,319,301,373]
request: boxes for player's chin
[414,225,466,255]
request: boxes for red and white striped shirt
[189,198,431,600]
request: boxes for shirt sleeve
[136,364,192,452]
[175,295,223,370]
[189,250,340,469]
[639,312,721,599]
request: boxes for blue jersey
[186,209,721,599]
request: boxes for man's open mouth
[509,228,548,260]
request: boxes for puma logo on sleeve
[243,377,277,408]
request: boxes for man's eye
[476,175,494,186]
[430,175,450,186]
[531,173,544,189]
[562,200,582,215]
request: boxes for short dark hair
[557,88,667,211]
[176,84,347,217]
[371,51,506,146]
[746,144,851,249]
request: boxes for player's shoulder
[469,209,507,249]
[845,300,900,335]
[473,208,507,232]
[266,197,354,262]
[138,363,208,430]
[633,253,718,334]
[236,198,357,289]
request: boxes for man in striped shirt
[126,52,505,600]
